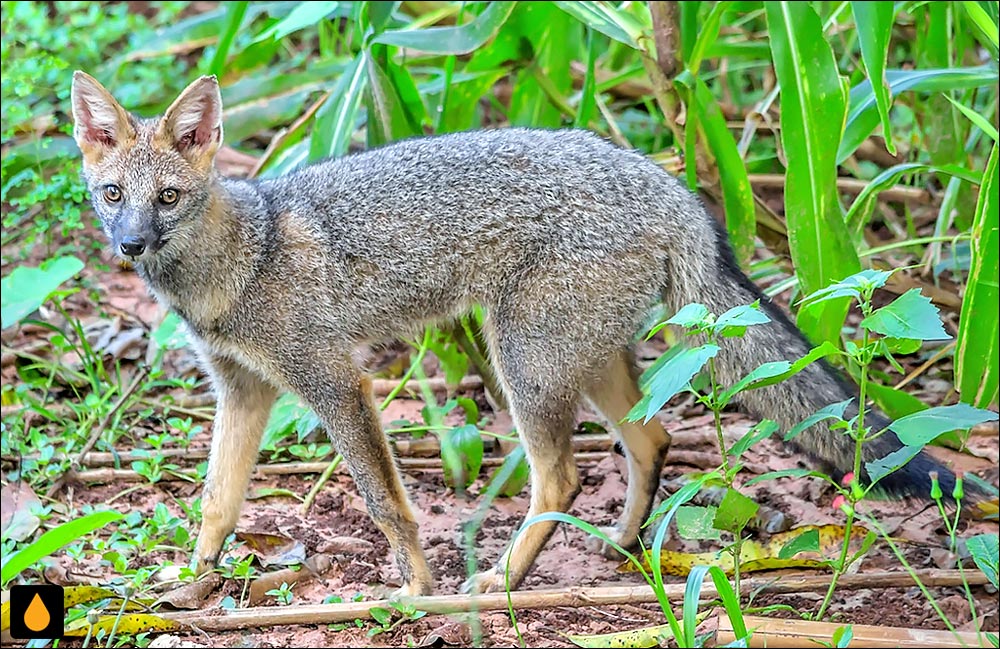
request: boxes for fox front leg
[192,354,277,574]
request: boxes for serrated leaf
[712,488,759,535]
[865,444,922,485]
[627,345,720,424]
[967,533,999,588]
[784,399,853,442]
[728,420,779,458]
[676,506,721,541]
[861,288,950,341]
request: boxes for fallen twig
[159,570,988,632]
[748,173,929,203]
[716,613,983,647]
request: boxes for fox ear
[71,71,135,162]
[156,75,223,168]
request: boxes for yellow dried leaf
[562,623,677,648]
[64,613,179,637]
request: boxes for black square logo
[9,584,64,639]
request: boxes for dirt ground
[2,180,998,648]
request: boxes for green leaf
[845,163,982,237]
[861,288,950,341]
[745,468,832,486]
[440,424,484,491]
[851,1,896,154]
[766,1,861,346]
[888,403,999,446]
[369,606,392,625]
[784,399,853,442]
[373,2,516,54]
[666,303,712,329]
[863,381,928,421]
[963,1,1000,57]
[627,344,720,424]
[364,49,420,147]
[778,528,820,559]
[676,506,721,541]
[838,65,999,163]
[2,510,124,586]
[151,312,189,351]
[552,1,643,47]
[1,255,84,329]
[254,2,342,43]
[728,420,778,458]
[956,143,999,407]
[484,445,530,498]
[799,269,893,308]
[967,533,999,589]
[714,302,770,333]
[712,488,759,535]
[209,1,248,77]
[865,444,922,486]
[309,53,366,161]
[944,94,999,143]
[722,341,842,404]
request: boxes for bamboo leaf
[2,511,123,586]
[851,1,896,154]
[372,2,516,54]
[766,1,861,346]
[956,143,999,407]
[309,53,367,161]
[552,1,644,48]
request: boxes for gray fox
[71,71,967,596]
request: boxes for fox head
[71,71,224,262]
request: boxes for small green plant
[367,601,428,638]
[265,581,295,605]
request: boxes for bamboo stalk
[748,173,929,203]
[160,570,987,632]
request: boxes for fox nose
[120,236,146,257]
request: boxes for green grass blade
[552,1,643,48]
[963,0,1000,57]
[956,143,999,407]
[851,1,896,155]
[2,511,124,586]
[766,1,861,346]
[373,1,516,55]
[209,1,248,78]
[309,53,367,161]
[838,65,998,163]
[944,93,1000,143]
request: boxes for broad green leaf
[766,1,861,346]
[552,1,643,47]
[484,445,530,498]
[1,256,84,329]
[712,488,759,535]
[784,399,853,442]
[627,344,720,423]
[676,506,721,541]
[778,528,820,559]
[864,381,928,421]
[373,1,516,54]
[956,143,999,407]
[888,403,999,446]
[151,312,189,351]
[309,52,366,160]
[838,65,998,163]
[846,163,982,237]
[799,269,893,308]
[866,444,922,485]
[728,420,779,458]
[967,533,999,588]
[860,288,950,341]
[666,303,711,329]
[253,2,342,43]
[440,424,484,490]
[851,2,896,154]
[713,302,770,331]
[722,341,842,403]
[963,1,1000,57]
[2,511,123,585]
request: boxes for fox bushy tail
[664,216,961,500]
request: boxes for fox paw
[460,568,509,594]
[391,579,433,599]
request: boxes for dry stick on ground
[716,614,983,648]
[45,367,148,501]
[748,173,930,203]
[160,570,988,632]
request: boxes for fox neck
[137,177,259,331]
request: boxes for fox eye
[103,185,122,202]
[159,188,179,205]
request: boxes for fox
[70,70,974,596]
